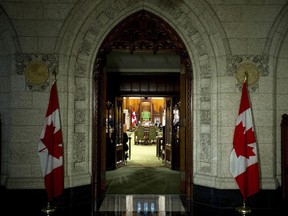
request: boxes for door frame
[91,10,193,208]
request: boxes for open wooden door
[163,97,181,170]
[179,61,193,198]
[114,97,125,168]
[164,97,173,168]
[172,102,180,170]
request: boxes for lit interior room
[105,96,181,168]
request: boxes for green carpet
[106,166,180,194]
[105,136,180,194]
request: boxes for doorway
[106,96,181,164]
[91,9,193,203]
[104,95,182,195]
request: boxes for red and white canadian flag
[38,81,63,202]
[230,81,260,200]
[132,107,137,126]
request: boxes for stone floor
[2,143,287,216]
[98,194,185,214]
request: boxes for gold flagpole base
[236,205,252,215]
[41,202,56,215]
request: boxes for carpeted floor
[106,166,180,194]
[106,140,181,194]
[125,133,164,167]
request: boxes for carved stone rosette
[16,53,58,91]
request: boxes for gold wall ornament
[235,62,260,86]
[24,61,49,85]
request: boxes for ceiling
[105,51,180,73]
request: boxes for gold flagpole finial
[52,69,57,81]
[244,70,248,83]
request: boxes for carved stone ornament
[235,61,260,86]
[24,61,49,85]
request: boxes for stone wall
[0,0,287,192]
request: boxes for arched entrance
[91,10,193,207]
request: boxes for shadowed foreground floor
[106,166,180,194]
[1,142,287,215]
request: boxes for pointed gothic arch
[0,5,21,184]
[91,10,193,206]
[56,2,228,199]
[95,10,191,69]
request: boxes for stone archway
[91,10,193,203]
[0,5,21,185]
[55,0,229,210]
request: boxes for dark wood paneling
[281,113,288,199]
[107,72,180,98]
[0,115,1,178]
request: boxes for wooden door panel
[115,144,124,167]
[164,98,173,168]
[115,97,125,168]
[165,144,172,168]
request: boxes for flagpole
[236,71,252,215]
[232,69,259,215]
[41,72,58,215]
[39,69,63,215]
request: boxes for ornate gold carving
[236,62,260,86]
[24,61,49,85]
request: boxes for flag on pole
[230,81,260,200]
[38,81,64,202]
[132,107,137,126]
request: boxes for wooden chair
[148,126,157,144]
[136,126,145,145]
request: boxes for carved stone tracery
[95,10,192,77]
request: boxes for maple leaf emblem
[41,123,63,159]
[233,122,256,159]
